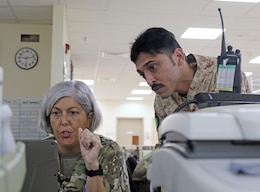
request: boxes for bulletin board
[3,98,47,140]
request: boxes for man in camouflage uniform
[130,27,251,191]
[154,54,251,127]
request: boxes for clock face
[15,47,38,70]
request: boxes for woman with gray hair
[39,80,130,192]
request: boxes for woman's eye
[69,111,78,116]
[51,111,60,117]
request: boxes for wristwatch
[85,164,103,177]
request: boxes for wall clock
[15,47,38,70]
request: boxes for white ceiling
[1,0,260,100]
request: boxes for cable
[173,99,197,113]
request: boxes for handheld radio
[174,8,260,112]
[216,8,242,93]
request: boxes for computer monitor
[19,140,59,192]
[0,141,26,192]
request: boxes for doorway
[116,118,143,146]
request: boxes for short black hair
[130,27,182,63]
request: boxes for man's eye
[148,64,157,71]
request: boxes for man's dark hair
[130,27,182,63]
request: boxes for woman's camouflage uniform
[58,135,130,192]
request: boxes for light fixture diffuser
[245,72,253,77]
[181,28,223,40]
[139,82,149,86]
[77,79,94,85]
[215,0,260,3]
[131,89,153,95]
[126,97,143,100]
[249,56,260,64]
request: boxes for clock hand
[26,56,36,59]
[18,56,35,59]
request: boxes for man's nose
[145,73,156,86]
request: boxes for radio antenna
[218,8,226,56]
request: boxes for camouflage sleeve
[132,151,154,181]
[98,135,131,192]
[241,71,252,93]
[132,150,157,192]
[58,135,130,192]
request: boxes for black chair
[126,155,138,192]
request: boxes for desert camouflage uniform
[155,54,251,126]
[58,135,130,192]
[132,149,157,192]
[133,54,251,191]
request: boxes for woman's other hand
[78,128,102,170]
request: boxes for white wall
[0,6,159,146]
[96,99,158,146]
[51,4,71,86]
[0,23,52,98]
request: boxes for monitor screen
[18,140,59,192]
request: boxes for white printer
[147,104,260,192]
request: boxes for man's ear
[172,48,186,65]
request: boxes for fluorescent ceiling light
[139,82,149,86]
[131,89,153,95]
[126,97,143,100]
[101,51,130,59]
[77,79,94,85]
[245,72,253,77]
[215,0,260,3]
[249,56,260,64]
[181,28,223,40]
[253,89,260,94]
[126,131,134,135]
